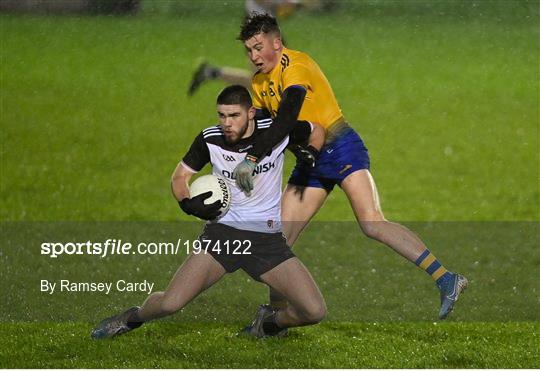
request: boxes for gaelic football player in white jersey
[91,85,326,339]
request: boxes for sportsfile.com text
[40,239,252,258]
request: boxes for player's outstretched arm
[233,86,306,193]
[249,85,306,160]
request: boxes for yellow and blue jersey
[252,47,370,190]
[251,47,344,131]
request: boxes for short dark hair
[237,12,281,41]
[216,85,252,109]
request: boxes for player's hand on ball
[179,192,222,220]
[289,144,319,168]
[233,158,257,195]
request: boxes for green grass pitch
[1,1,539,368]
[1,322,538,368]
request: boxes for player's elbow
[170,167,192,200]
[170,174,184,191]
[171,170,188,186]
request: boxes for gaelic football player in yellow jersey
[232,13,468,333]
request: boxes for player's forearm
[308,122,325,151]
[171,178,190,202]
[247,86,306,160]
[171,163,193,201]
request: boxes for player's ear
[248,106,256,120]
[272,35,282,50]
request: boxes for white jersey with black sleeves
[181,118,305,233]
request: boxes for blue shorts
[288,126,370,192]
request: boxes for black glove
[179,191,222,220]
[288,144,320,168]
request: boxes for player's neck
[241,119,255,140]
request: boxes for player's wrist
[306,145,320,158]
[178,198,193,215]
[245,154,258,164]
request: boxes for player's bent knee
[301,301,327,324]
[359,217,386,240]
[304,307,326,324]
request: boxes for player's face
[244,32,282,74]
[217,104,255,144]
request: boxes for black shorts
[198,223,295,281]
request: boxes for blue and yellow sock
[415,249,452,285]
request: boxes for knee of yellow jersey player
[359,217,387,240]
